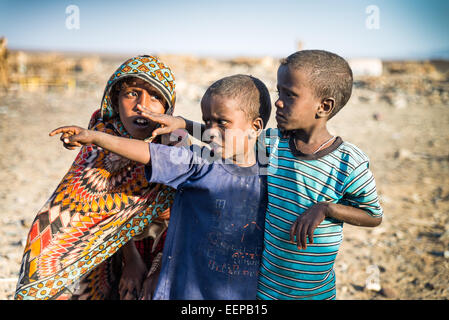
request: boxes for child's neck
[291,125,334,155]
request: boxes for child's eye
[284,90,296,99]
[218,120,228,126]
[125,91,138,98]
[149,92,163,101]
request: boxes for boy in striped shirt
[257,50,383,300]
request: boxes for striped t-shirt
[257,129,383,300]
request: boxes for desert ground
[0,52,448,299]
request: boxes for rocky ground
[0,52,448,299]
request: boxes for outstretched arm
[49,126,151,164]
[289,202,382,250]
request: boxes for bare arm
[326,202,382,227]
[49,126,151,164]
[90,130,150,164]
[290,202,382,250]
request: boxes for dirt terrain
[0,52,448,299]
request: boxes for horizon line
[7,46,449,62]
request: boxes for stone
[394,148,414,160]
[424,282,434,290]
[372,112,382,121]
[0,106,8,114]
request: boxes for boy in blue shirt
[50,74,271,300]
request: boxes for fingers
[119,278,127,299]
[119,284,133,300]
[137,105,165,122]
[290,218,315,250]
[289,220,297,243]
[62,135,82,150]
[307,225,315,245]
[301,222,310,250]
[119,281,126,299]
[64,136,83,147]
[119,280,140,300]
[59,133,80,146]
[151,126,171,137]
[123,287,137,300]
[63,143,77,150]
[49,126,78,136]
[50,126,87,150]
[295,221,304,249]
[124,291,135,300]
[135,281,142,296]
[138,284,146,300]
[140,276,153,300]
[60,132,71,148]
[290,218,303,249]
[49,127,66,136]
[50,126,83,150]
[141,283,151,300]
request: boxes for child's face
[201,95,257,163]
[275,65,322,132]
[118,79,166,140]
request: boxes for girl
[15,55,186,300]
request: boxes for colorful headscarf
[15,56,178,300]
[101,55,176,123]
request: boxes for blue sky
[0,0,448,59]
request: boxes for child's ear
[251,117,264,137]
[317,98,335,118]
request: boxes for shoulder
[334,141,370,168]
[87,109,102,129]
[87,109,120,137]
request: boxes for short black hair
[202,74,272,128]
[281,50,353,119]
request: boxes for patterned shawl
[15,55,177,300]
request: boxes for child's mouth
[275,112,285,122]
[133,117,150,127]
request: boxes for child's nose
[275,98,283,109]
[137,90,151,107]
